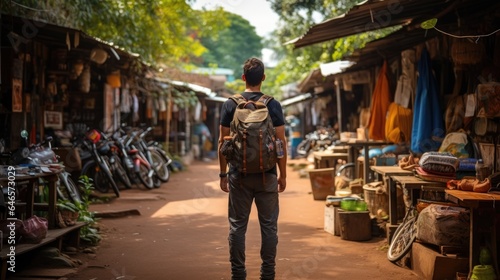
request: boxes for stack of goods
[456,158,477,179]
[416,152,458,182]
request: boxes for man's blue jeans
[228,172,279,280]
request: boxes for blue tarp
[410,48,445,154]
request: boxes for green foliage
[198,11,263,78]
[76,175,101,245]
[225,80,246,94]
[57,175,101,245]
[264,0,399,97]
[1,0,227,68]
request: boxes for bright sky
[191,0,279,37]
[191,0,280,66]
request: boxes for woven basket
[451,38,485,65]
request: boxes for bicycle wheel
[153,174,162,188]
[137,163,154,189]
[336,163,355,180]
[82,161,110,194]
[112,156,133,189]
[150,149,170,182]
[98,158,120,197]
[58,172,82,204]
[387,209,417,262]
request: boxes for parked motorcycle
[112,129,154,189]
[128,127,171,187]
[74,129,120,197]
[296,129,337,159]
[0,130,83,204]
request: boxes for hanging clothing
[132,94,139,122]
[146,97,153,119]
[194,101,202,122]
[411,48,445,154]
[159,97,167,112]
[367,61,391,140]
[385,102,413,143]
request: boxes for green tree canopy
[1,0,228,67]
[266,0,396,99]
[197,11,263,79]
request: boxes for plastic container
[470,265,496,280]
[340,198,367,211]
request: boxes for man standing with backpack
[218,57,287,280]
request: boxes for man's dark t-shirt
[220,92,285,175]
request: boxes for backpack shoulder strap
[257,94,274,105]
[229,94,246,105]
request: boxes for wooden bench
[0,222,86,279]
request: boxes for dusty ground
[9,158,420,280]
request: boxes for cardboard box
[411,242,469,280]
[324,205,341,236]
[324,206,334,235]
[308,168,335,200]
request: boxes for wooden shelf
[0,222,86,279]
[0,222,85,258]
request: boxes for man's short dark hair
[243,58,264,86]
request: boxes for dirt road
[64,159,419,280]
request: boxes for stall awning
[205,96,228,103]
[288,0,462,49]
[280,93,313,107]
[169,80,215,98]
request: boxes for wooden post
[165,88,171,152]
[335,78,342,133]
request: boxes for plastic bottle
[476,159,485,181]
[276,139,284,158]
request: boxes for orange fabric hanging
[368,61,391,140]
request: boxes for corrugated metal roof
[289,0,498,49]
[1,14,139,63]
[345,27,440,71]
[280,93,313,107]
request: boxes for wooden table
[0,170,60,229]
[330,145,350,153]
[445,189,500,277]
[370,166,413,226]
[313,151,348,169]
[340,140,390,183]
[391,175,446,206]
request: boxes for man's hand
[220,177,229,193]
[278,176,286,193]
